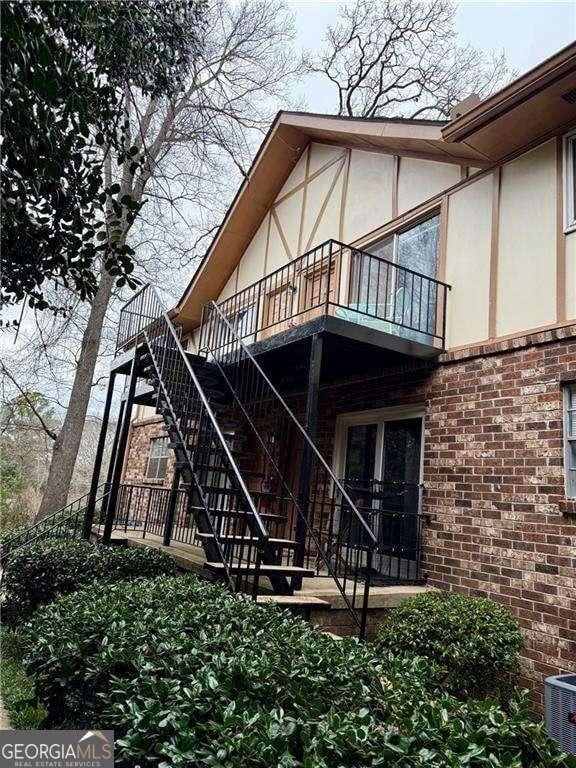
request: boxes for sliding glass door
[348,214,440,341]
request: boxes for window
[228,303,256,340]
[265,285,294,326]
[366,213,440,278]
[564,131,576,232]
[564,383,576,497]
[349,213,440,334]
[146,437,169,480]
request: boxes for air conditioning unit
[545,674,576,755]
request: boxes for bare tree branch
[307,0,514,119]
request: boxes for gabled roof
[174,113,484,327]
[175,44,576,328]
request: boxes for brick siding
[305,331,576,711]
[122,416,173,488]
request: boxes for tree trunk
[36,269,115,520]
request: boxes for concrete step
[205,562,315,577]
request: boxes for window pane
[367,235,394,262]
[569,410,576,439]
[234,304,256,337]
[397,215,440,277]
[568,386,576,438]
[396,216,440,332]
[147,438,168,478]
[569,384,576,410]
[157,456,168,479]
[565,385,576,497]
[344,424,377,481]
[349,252,390,315]
[382,418,422,484]
[568,443,576,498]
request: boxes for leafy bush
[0,524,29,549]
[20,574,571,768]
[0,507,80,563]
[376,590,524,699]
[0,630,46,729]
[2,540,177,622]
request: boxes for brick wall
[305,330,576,710]
[122,416,172,487]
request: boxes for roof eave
[442,41,576,144]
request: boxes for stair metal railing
[109,483,195,544]
[116,285,271,597]
[0,484,109,566]
[201,300,379,636]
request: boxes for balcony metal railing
[199,239,450,354]
[341,479,425,584]
[104,484,200,548]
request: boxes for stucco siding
[445,175,492,347]
[236,216,269,293]
[210,136,569,347]
[343,150,394,243]
[496,140,557,336]
[398,157,460,214]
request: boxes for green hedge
[20,574,571,768]
[0,630,46,729]
[0,508,81,562]
[2,540,177,622]
[376,590,524,700]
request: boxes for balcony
[199,239,450,369]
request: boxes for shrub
[2,540,177,622]
[376,590,524,699]
[0,507,81,563]
[0,630,46,729]
[20,574,570,768]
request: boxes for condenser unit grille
[545,674,576,755]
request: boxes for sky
[289,0,576,113]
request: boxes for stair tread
[189,485,286,499]
[188,505,286,523]
[197,533,296,547]
[256,595,331,608]
[208,510,286,523]
[168,442,254,460]
[205,562,315,576]
[193,465,265,478]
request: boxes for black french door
[342,416,423,575]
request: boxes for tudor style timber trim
[488,168,501,339]
[556,136,567,322]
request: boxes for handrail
[141,286,268,543]
[0,483,109,564]
[202,299,379,632]
[206,300,377,546]
[1,483,105,549]
[332,239,451,289]
[200,237,451,354]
